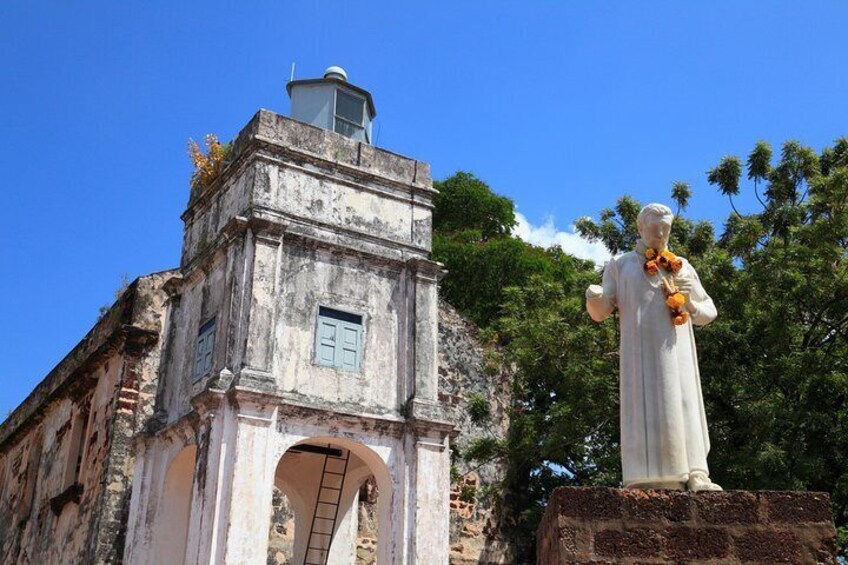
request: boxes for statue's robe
[587,251,717,488]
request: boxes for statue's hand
[675,272,694,295]
[586,284,604,299]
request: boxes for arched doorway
[269,439,390,565]
[152,445,196,565]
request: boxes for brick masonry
[537,487,838,564]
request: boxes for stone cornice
[178,214,292,283]
[407,256,448,283]
[222,387,455,440]
[249,144,436,208]
[136,408,201,448]
[182,110,435,224]
[179,207,435,281]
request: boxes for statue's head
[637,203,674,250]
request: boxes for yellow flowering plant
[188,134,231,191]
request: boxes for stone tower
[123,69,452,564]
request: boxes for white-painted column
[123,438,154,563]
[185,403,224,565]
[242,232,281,376]
[185,395,276,565]
[232,224,284,391]
[221,397,276,564]
[411,263,440,401]
[410,435,451,564]
[126,430,198,565]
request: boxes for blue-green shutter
[195,319,217,380]
[316,319,338,366]
[315,308,363,372]
[336,321,361,372]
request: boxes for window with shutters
[314,306,363,372]
[194,318,216,380]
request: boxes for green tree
[576,141,848,557]
[433,171,516,238]
[496,275,619,554]
[573,195,641,256]
[698,140,848,555]
[575,189,716,262]
[432,171,590,327]
[671,181,692,215]
[432,172,610,560]
[433,151,848,559]
[708,155,743,214]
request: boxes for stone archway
[152,445,196,565]
[269,438,391,565]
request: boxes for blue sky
[2,2,847,416]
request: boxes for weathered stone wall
[268,486,296,565]
[4,110,489,564]
[161,111,440,423]
[262,301,514,564]
[153,250,230,426]
[181,109,433,269]
[0,272,172,565]
[354,477,379,564]
[438,301,515,565]
[537,486,838,564]
[273,244,406,414]
[128,110,452,564]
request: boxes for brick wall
[537,487,837,564]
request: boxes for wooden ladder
[303,447,350,565]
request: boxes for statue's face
[640,213,673,250]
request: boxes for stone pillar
[187,392,276,565]
[403,257,452,565]
[409,258,442,402]
[184,395,224,565]
[407,433,451,564]
[233,223,284,392]
[222,397,276,564]
[123,437,156,563]
[537,487,838,564]
[124,422,198,565]
[90,339,155,563]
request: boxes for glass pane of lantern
[336,90,364,125]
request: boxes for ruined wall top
[178,109,438,271]
[0,270,175,452]
[185,109,433,215]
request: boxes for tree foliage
[432,172,613,556]
[568,139,848,557]
[698,139,848,554]
[432,141,848,559]
[573,195,641,256]
[433,171,516,239]
[432,171,592,327]
[496,275,619,547]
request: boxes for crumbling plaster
[0,272,173,565]
[1,110,515,565]
[125,112,454,564]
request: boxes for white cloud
[513,212,612,266]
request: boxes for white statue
[586,203,722,491]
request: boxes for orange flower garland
[642,247,689,326]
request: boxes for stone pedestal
[537,487,837,564]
